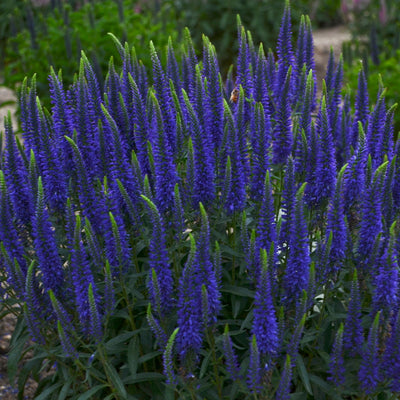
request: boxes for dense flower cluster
[1,1,400,398]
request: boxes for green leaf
[290,393,308,400]
[34,382,63,400]
[17,354,44,397]
[221,285,254,298]
[200,350,212,379]
[105,331,139,352]
[138,350,162,365]
[310,374,338,398]
[8,319,30,384]
[76,384,108,400]
[123,372,165,385]
[127,337,139,377]
[297,354,313,396]
[163,385,176,400]
[58,379,73,400]
[104,362,127,399]
[220,244,243,258]
[240,309,254,331]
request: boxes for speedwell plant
[1,1,400,399]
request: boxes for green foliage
[3,0,178,103]
[342,0,400,64]
[344,53,400,133]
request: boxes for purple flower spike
[325,164,347,278]
[250,102,271,200]
[3,112,32,225]
[276,354,292,400]
[272,67,293,165]
[247,335,262,394]
[150,41,176,154]
[295,15,316,109]
[311,96,337,207]
[382,310,400,392]
[150,92,179,215]
[223,100,246,214]
[141,195,174,317]
[256,171,277,257]
[344,270,363,357]
[284,183,310,302]
[371,223,398,317]
[222,325,241,382]
[275,0,295,102]
[359,312,381,395]
[367,91,386,169]
[177,234,203,368]
[252,249,278,358]
[195,203,221,325]
[182,89,215,207]
[202,37,224,149]
[351,67,370,148]
[357,161,386,271]
[328,323,345,387]
[32,177,64,297]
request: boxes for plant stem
[120,277,136,332]
[206,326,223,398]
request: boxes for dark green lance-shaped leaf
[309,374,339,399]
[128,336,140,378]
[104,361,128,399]
[58,378,73,400]
[8,315,29,385]
[122,372,165,385]
[34,382,63,400]
[76,384,108,400]
[138,351,162,365]
[221,285,255,298]
[17,352,43,397]
[200,349,212,379]
[105,331,140,353]
[297,353,313,395]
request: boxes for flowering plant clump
[1,1,400,399]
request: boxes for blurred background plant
[344,53,400,136]
[341,0,398,63]
[157,0,343,74]
[341,0,400,135]
[1,0,178,106]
